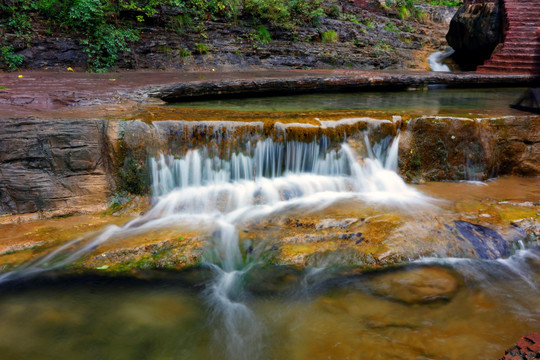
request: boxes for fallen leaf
[96,265,109,270]
[67,67,74,72]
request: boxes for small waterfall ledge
[1,116,536,283]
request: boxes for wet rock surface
[454,220,509,260]
[0,176,537,275]
[1,114,539,218]
[400,116,540,182]
[154,72,540,102]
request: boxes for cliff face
[7,2,454,72]
[0,118,117,215]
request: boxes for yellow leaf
[109,78,116,81]
[18,75,23,78]
[67,67,74,72]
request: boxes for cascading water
[1,119,539,359]
[427,48,455,72]
[144,132,427,360]
[0,127,430,359]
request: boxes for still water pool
[171,88,526,114]
[0,256,538,360]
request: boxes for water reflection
[171,88,526,114]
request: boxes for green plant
[69,0,139,71]
[384,22,399,33]
[326,3,341,18]
[375,39,392,51]
[194,42,209,54]
[0,45,24,70]
[118,157,148,195]
[243,0,323,28]
[253,25,272,43]
[179,48,191,57]
[171,13,193,34]
[362,19,375,30]
[8,12,32,38]
[81,24,139,72]
[401,24,414,33]
[321,30,338,43]
[425,0,462,6]
[340,13,358,23]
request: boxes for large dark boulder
[446,0,503,70]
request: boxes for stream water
[170,87,526,114]
[0,101,538,359]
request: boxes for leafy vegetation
[0,0,327,71]
[0,0,461,71]
[421,0,462,6]
[254,25,272,44]
[194,42,210,54]
[321,30,338,43]
[0,45,24,70]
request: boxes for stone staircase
[477,0,540,74]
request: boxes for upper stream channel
[0,89,538,360]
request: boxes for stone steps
[484,59,538,67]
[477,0,540,74]
[491,54,540,62]
[477,65,538,74]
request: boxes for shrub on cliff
[243,0,324,27]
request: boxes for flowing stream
[0,125,538,359]
[427,48,455,72]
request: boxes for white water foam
[427,48,455,72]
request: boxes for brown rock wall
[0,118,115,215]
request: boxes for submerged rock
[366,266,460,304]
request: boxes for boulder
[446,0,503,70]
[366,266,460,304]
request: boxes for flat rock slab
[154,71,540,102]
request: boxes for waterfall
[428,48,455,72]
[0,129,430,359]
[144,133,425,359]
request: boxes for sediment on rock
[399,116,540,182]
